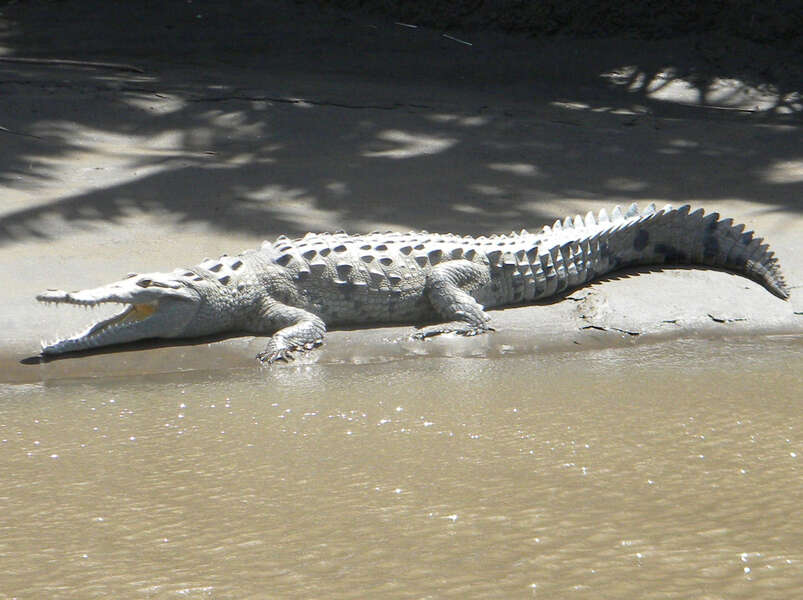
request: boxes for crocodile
[38,203,789,363]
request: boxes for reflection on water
[1,337,801,598]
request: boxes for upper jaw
[36,278,196,306]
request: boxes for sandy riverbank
[1,0,800,383]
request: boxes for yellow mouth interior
[120,303,157,323]
[90,302,158,337]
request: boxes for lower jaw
[41,303,157,355]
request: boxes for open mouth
[38,295,160,355]
[83,302,157,335]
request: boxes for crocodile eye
[138,279,173,289]
[137,279,178,289]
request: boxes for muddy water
[1,337,801,599]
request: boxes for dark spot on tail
[633,229,649,251]
[655,243,688,263]
[707,219,718,232]
[703,235,720,260]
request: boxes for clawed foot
[257,339,322,364]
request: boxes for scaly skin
[38,203,789,363]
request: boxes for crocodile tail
[598,203,789,299]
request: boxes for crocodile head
[37,270,210,355]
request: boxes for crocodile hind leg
[413,260,494,339]
[256,303,326,364]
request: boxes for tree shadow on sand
[0,0,800,250]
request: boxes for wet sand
[1,1,801,383]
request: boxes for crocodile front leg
[256,302,326,364]
[413,260,494,339]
